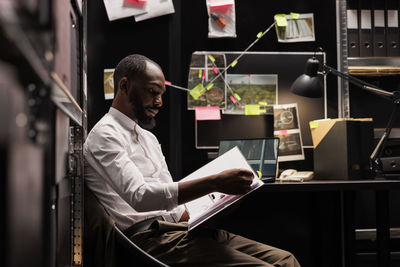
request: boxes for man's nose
[154,95,162,107]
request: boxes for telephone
[277,169,314,182]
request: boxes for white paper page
[103,0,147,21]
[181,146,263,231]
[134,0,175,22]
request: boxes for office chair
[84,183,169,267]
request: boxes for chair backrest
[84,183,169,267]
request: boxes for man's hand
[178,168,255,205]
[213,169,254,195]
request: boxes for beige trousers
[130,220,301,267]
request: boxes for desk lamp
[290,47,400,177]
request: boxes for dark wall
[87,0,338,179]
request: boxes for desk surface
[259,179,400,192]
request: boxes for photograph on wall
[187,52,227,109]
[224,74,277,115]
[273,103,304,161]
[275,13,315,43]
[104,68,115,100]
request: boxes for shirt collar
[108,107,137,131]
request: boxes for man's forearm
[177,175,217,204]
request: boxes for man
[84,54,300,266]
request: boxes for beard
[129,91,158,130]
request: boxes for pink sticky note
[209,0,233,10]
[212,66,219,74]
[125,0,147,5]
[202,70,206,80]
[230,95,237,104]
[278,129,288,136]
[164,80,172,85]
[195,106,221,121]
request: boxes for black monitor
[195,114,274,149]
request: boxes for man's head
[112,54,166,130]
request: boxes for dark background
[87,1,400,266]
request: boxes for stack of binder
[347,0,400,57]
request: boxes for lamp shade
[290,57,323,98]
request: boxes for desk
[258,179,400,267]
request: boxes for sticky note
[290,12,300,19]
[245,104,261,115]
[212,66,219,74]
[208,54,216,62]
[275,14,288,27]
[195,106,221,121]
[234,93,241,101]
[257,32,263,38]
[258,101,268,106]
[229,95,237,104]
[206,83,214,90]
[190,84,205,100]
[198,70,202,79]
[310,121,319,129]
[257,170,262,179]
[164,80,172,85]
[202,70,206,80]
[231,60,238,67]
[277,129,288,136]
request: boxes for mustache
[144,106,161,110]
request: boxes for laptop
[218,138,280,183]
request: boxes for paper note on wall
[103,0,147,21]
[104,69,115,100]
[195,106,221,121]
[134,0,175,22]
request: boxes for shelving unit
[0,1,87,266]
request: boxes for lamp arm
[323,64,394,98]
[370,103,400,174]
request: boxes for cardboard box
[310,118,374,180]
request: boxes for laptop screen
[218,138,279,182]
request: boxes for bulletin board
[194,51,327,149]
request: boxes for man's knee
[277,250,301,267]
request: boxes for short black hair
[113,54,160,96]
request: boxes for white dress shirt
[84,107,185,230]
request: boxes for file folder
[372,1,386,57]
[386,0,400,56]
[347,0,360,57]
[347,9,360,57]
[360,9,373,57]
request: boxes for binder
[347,9,360,57]
[386,0,400,56]
[372,1,386,57]
[347,0,360,57]
[360,9,373,57]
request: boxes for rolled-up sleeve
[86,126,179,212]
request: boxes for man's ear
[119,77,129,93]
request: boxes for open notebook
[181,146,263,231]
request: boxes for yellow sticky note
[275,14,287,27]
[257,32,263,38]
[234,93,241,101]
[190,84,205,100]
[290,12,300,19]
[310,121,319,129]
[208,54,216,62]
[257,171,262,179]
[245,104,261,115]
[231,60,238,67]
[198,69,202,79]
[258,101,268,106]
[206,83,214,90]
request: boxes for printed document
[181,146,263,231]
